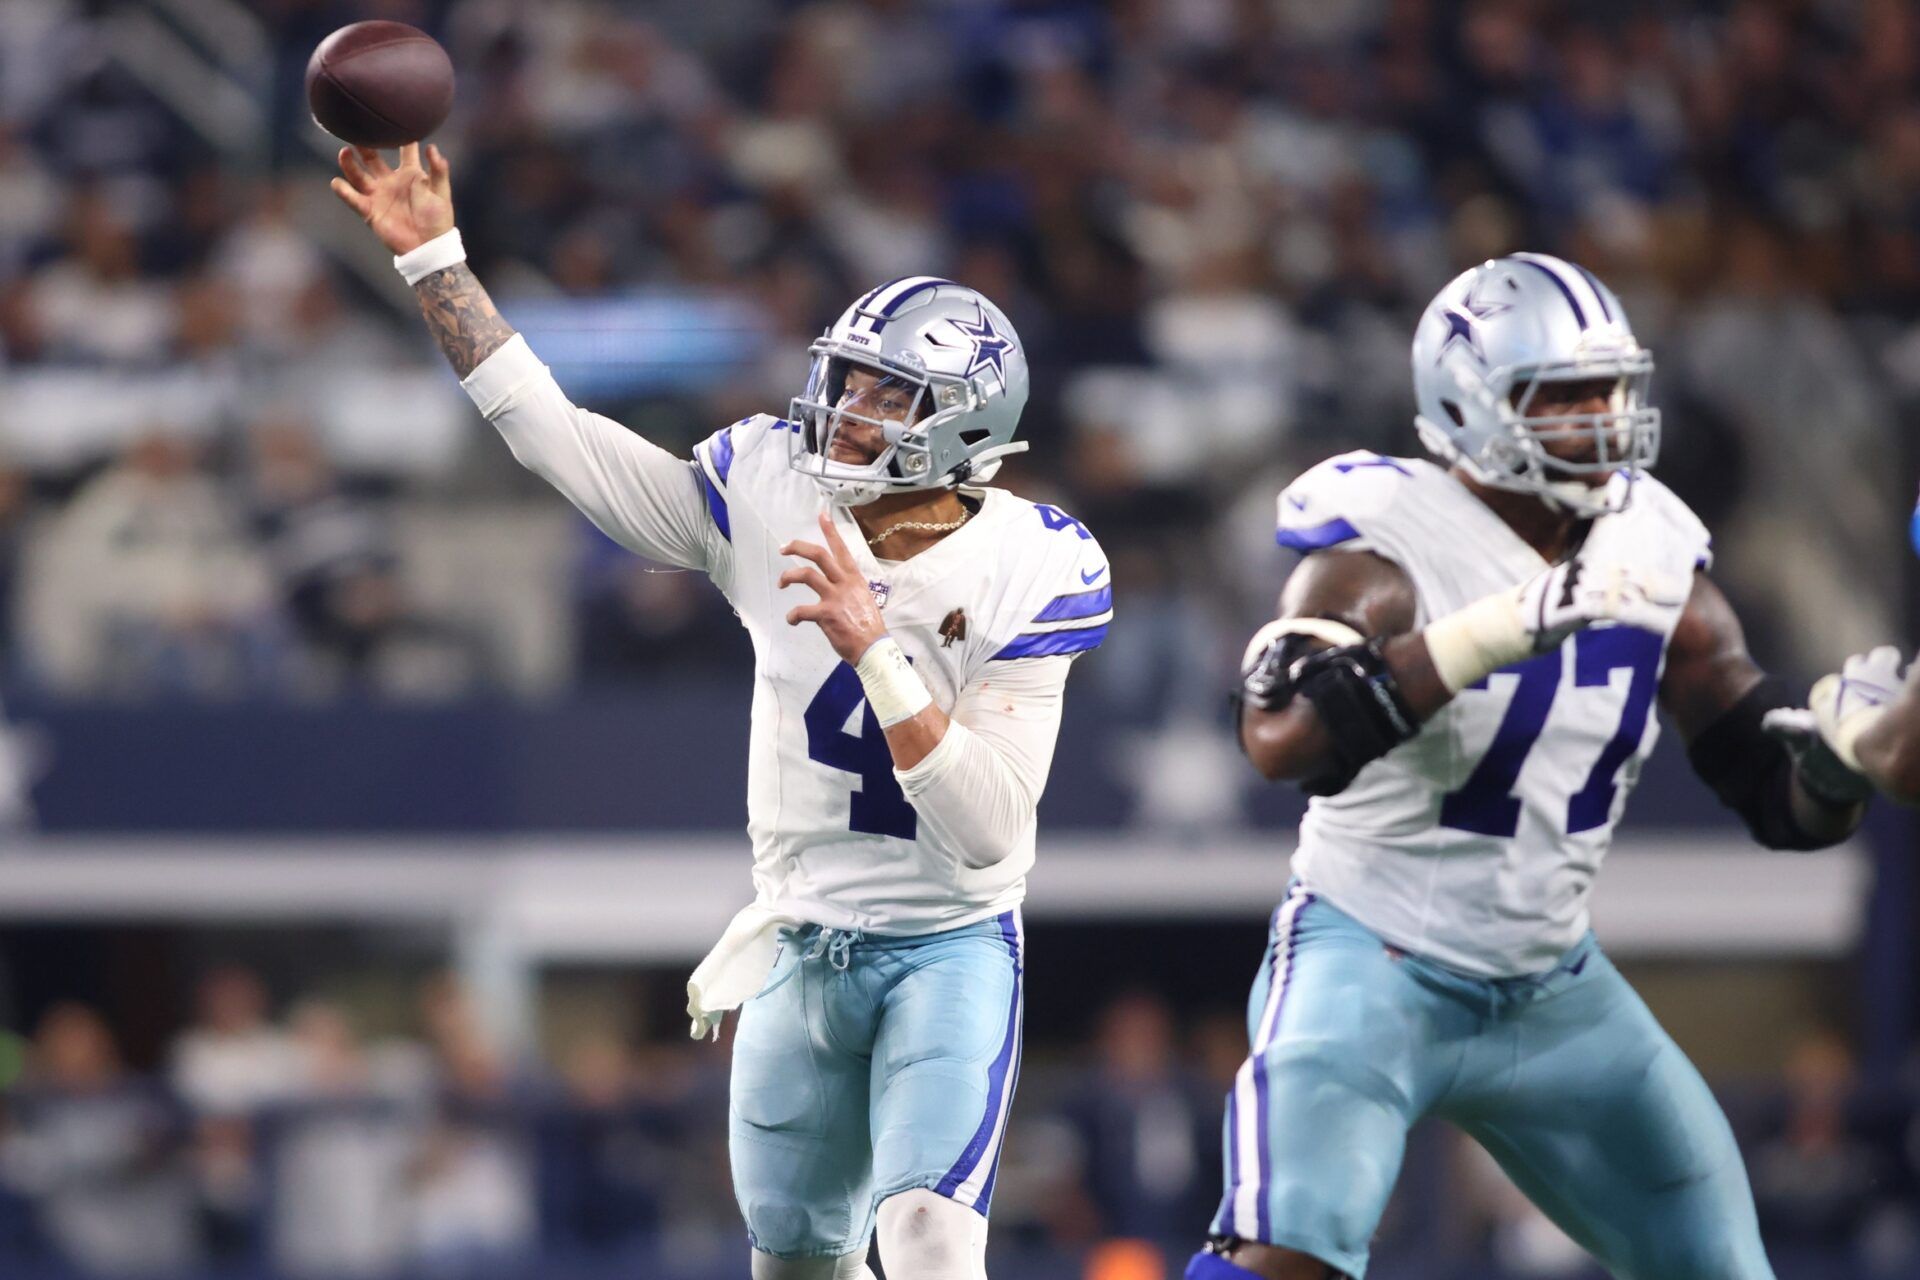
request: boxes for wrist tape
[395,227,466,286]
[855,637,932,728]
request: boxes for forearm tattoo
[414,264,515,377]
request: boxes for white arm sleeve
[461,334,727,578]
[894,656,1071,868]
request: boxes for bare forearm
[414,264,515,378]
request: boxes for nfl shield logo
[868,580,891,609]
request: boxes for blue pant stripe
[933,911,1022,1206]
[1232,887,1312,1240]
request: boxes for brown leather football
[305,21,454,149]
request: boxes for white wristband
[856,637,934,728]
[394,227,466,286]
[1422,590,1534,695]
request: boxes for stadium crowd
[0,966,1916,1280]
[0,0,1917,710]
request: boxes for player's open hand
[330,142,453,255]
[780,513,888,664]
[1764,645,1901,805]
[1518,556,1690,652]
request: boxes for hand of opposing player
[330,142,453,255]
[780,513,888,664]
[1764,645,1902,804]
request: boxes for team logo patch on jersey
[868,580,892,609]
[939,608,968,648]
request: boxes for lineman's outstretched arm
[1237,550,1431,783]
[1238,547,1686,793]
[332,144,717,573]
[1663,572,1865,848]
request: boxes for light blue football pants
[1209,884,1772,1279]
[729,911,1024,1259]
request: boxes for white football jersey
[1275,452,1712,977]
[690,413,1111,934]
[462,336,1109,938]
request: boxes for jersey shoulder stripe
[993,622,1108,660]
[1276,451,1431,555]
[692,414,795,542]
[695,465,730,540]
[710,422,736,484]
[1276,515,1361,552]
[980,496,1112,663]
[1033,584,1112,623]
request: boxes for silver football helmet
[1411,252,1659,516]
[789,277,1030,505]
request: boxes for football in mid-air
[305,21,454,148]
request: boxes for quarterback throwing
[332,144,1109,1280]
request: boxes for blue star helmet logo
[1434,278,1514,365]
[951,303,1014,386]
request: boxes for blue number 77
[1438,627,1663,838]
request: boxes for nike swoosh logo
[1080,565,1107,584]
[1286,494,1308,511]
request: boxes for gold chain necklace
[865,509,971,546]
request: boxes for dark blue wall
[11,683,1734,834]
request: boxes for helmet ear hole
[1442,400,1466,427]
[958,426,990,446]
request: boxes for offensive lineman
[332,144,1110,1280]
[1189,254,1868,1280]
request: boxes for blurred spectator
[1750,1031,1913,1278]
[171,966,292,1118]
[268,1000,417,1279]
[0,1003,199,1275]
[212,182,326,359]
[574,525,753,679]
[243,416,412,689]
[408,976,537,1274]
[0,694,35,829]
[22,190,175,366]
[171,966,293,1258]
[1056,992,1218,1248]
[0,459,32,694]
[538,1035,677,1262]
[19,432,283,698]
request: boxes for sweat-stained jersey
[460,334,1109,936]
[1275,451,1713,977]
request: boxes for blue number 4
[1438,628,1662,838]
[804,663,917,840]
[1034,504,1092,539]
